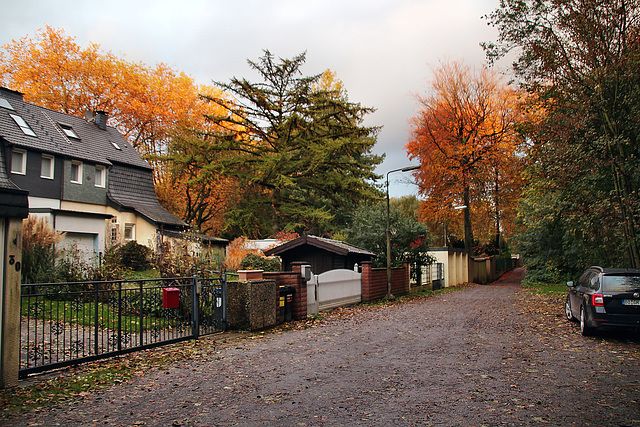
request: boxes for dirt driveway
[8,268,640,426]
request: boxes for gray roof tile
[108,164,186,227]
[0,88,149,169]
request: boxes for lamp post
[386,165,421,299]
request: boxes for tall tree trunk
[494,170,501,250]
[463,184,474,255]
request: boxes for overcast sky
[0,0,504,197]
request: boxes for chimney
[94,111,108,130]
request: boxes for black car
[565,266,640,336]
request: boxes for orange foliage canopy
[406,60,524,252]
[0,26,236,236]
[0,26,224,168]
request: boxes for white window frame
[70,160,83,184]
[124,224,135,241]
[59,123,80,139]
[11,149,26,175]
[41,154,54,179]
[95,165,106,188]
[0,97,14,110]
[10,113,36,137]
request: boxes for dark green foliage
[345,198,434,269]
[115,241,152,271]
[485,0,640,277]
[202,50,384,237]
[239,253,281,272]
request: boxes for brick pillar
[361,261,372,302]
[290,262,308,320]
[265,270,308,321]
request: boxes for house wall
[102,208,158,250]
[5,148,62,200]
[62,159,108,205]
[28,196,60,209]
[55,214,105,256]
[428,249,469,288]
[282,246,342,274]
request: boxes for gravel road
[8,268,640,426]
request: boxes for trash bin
[278,286,295,323]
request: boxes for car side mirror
[566,281,574,287]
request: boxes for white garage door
[61,232,97,261]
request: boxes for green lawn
[21,293,186,331]
[522,283,567,296]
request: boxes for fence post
[94,283,99,356]
[222,273,228,332]
[117,282,122,352]
[138,281,144,346]
[192,275,199,339]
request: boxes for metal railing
[19,274,229,378]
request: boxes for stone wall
[226,279,277,331]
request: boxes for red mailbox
[162,287,180,308]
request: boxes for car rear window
[602,275,640,292]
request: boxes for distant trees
[200,51,383,238]
[406,60,524,255]
[345,197,433,269]
[485,0,640,277]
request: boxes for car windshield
[602,275,640,292]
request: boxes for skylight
[58,123,80,139]
[10,114,36,137]
[110,140,121,150]
[0,98,14,110]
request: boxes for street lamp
[386,165,421,299]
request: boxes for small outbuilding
[264,235,375,274]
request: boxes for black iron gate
[19,274,229,378]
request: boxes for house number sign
[9,255,21,272]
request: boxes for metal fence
[19,274,230,378]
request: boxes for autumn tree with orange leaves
[406,61,524,255]
[0,26,234,236]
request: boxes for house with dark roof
[263,235,375,274]
[0,86,186,259]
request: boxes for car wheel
[565,295,576,322]
[580,305,594,336]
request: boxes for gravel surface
[7,268,640,426]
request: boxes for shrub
[155,238,223,278]
[239,253,281,272]
[225,236,261,271]
[116,241,152,271]
[21,217,64,284]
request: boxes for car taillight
[592,294,604,307]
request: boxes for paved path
[10,269,640,426]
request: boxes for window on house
[95,165,106,188]
[124,224,135,241]
[0,98,14,110]
[58,123,80,139]
[41,154,54,179]
[70,160,82,184]
[9,114,36,137]
[11,149,26,175]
